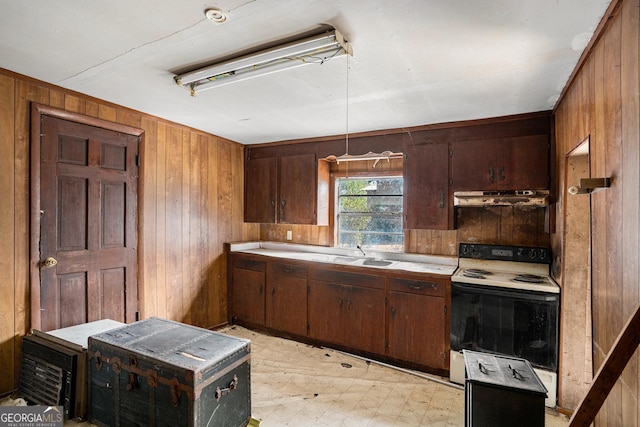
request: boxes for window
[336,177,403,251]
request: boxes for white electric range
[449,243,560,408]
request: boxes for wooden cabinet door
[387,276,449,370]
[451,136,549,191]
[230,257,266,327]
[278,153,317,224]
[266,262,308,336]
[451,140,498,191]
[308,280,345,344]
[245,157,277,223]
[496,135,549,190]
[245,153,329,225]
[388,291,446,369]
[308,268,386,354]
[342,285,386,354]
[404,142,452,229]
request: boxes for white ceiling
[0,1,610,145]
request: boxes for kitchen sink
[332,256,395,267]
[362,259,394,267]
[333,256,360,264]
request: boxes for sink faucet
[356,245,366,257]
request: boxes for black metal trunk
[88,318,251,427]
[463,350,546,427]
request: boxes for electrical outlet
[286,230,293,240]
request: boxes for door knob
[41,257,58,268]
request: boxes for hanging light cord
[346,52,350,155]
[345,51,350,176]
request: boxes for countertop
[228,241,458,276]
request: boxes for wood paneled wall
[0,69,259,394]
[553,0,640,424]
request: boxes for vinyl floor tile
[6,324,569,426]
[222,326,570,427]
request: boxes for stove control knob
[517,248,524,257]
[528,249,537,259]
[539,249,547,260]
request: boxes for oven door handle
[452,282,559,302]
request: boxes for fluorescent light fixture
[174,29,352,95]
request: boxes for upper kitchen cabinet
[245,156,277,223]
[451,135,549,191]
[245,152,329,225]
[279,154,329,224]
[403,142,452,230]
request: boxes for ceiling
[0,1,611,145]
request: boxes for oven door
[451,282,559,371]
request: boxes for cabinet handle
[282,266,294,273]
[259,284,263,294]
[409,284,423,290]
[280,197,286,221]
[346,300,352,311]
[339,298,343,308]
[489,166,494,183]
[391,306,396,318]
[500,166,505,181]
[271,197,275,208]
[439,193,445,209]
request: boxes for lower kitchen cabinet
[266,262,308,336]
[229,255,266,327]
[387,276,450,370]
[227,249,452,374]
[308,268,386,355]
[307,281,343,343]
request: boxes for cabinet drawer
[389,277,445,297]
[232,255,266,272]
[309,268,386,290]
[269,262,308,280]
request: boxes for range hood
[454,190,549,207]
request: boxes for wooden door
[404,142,452,229]
[245,157,277,223]
[37,115,139,331]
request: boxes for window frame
[331,170,404,251]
